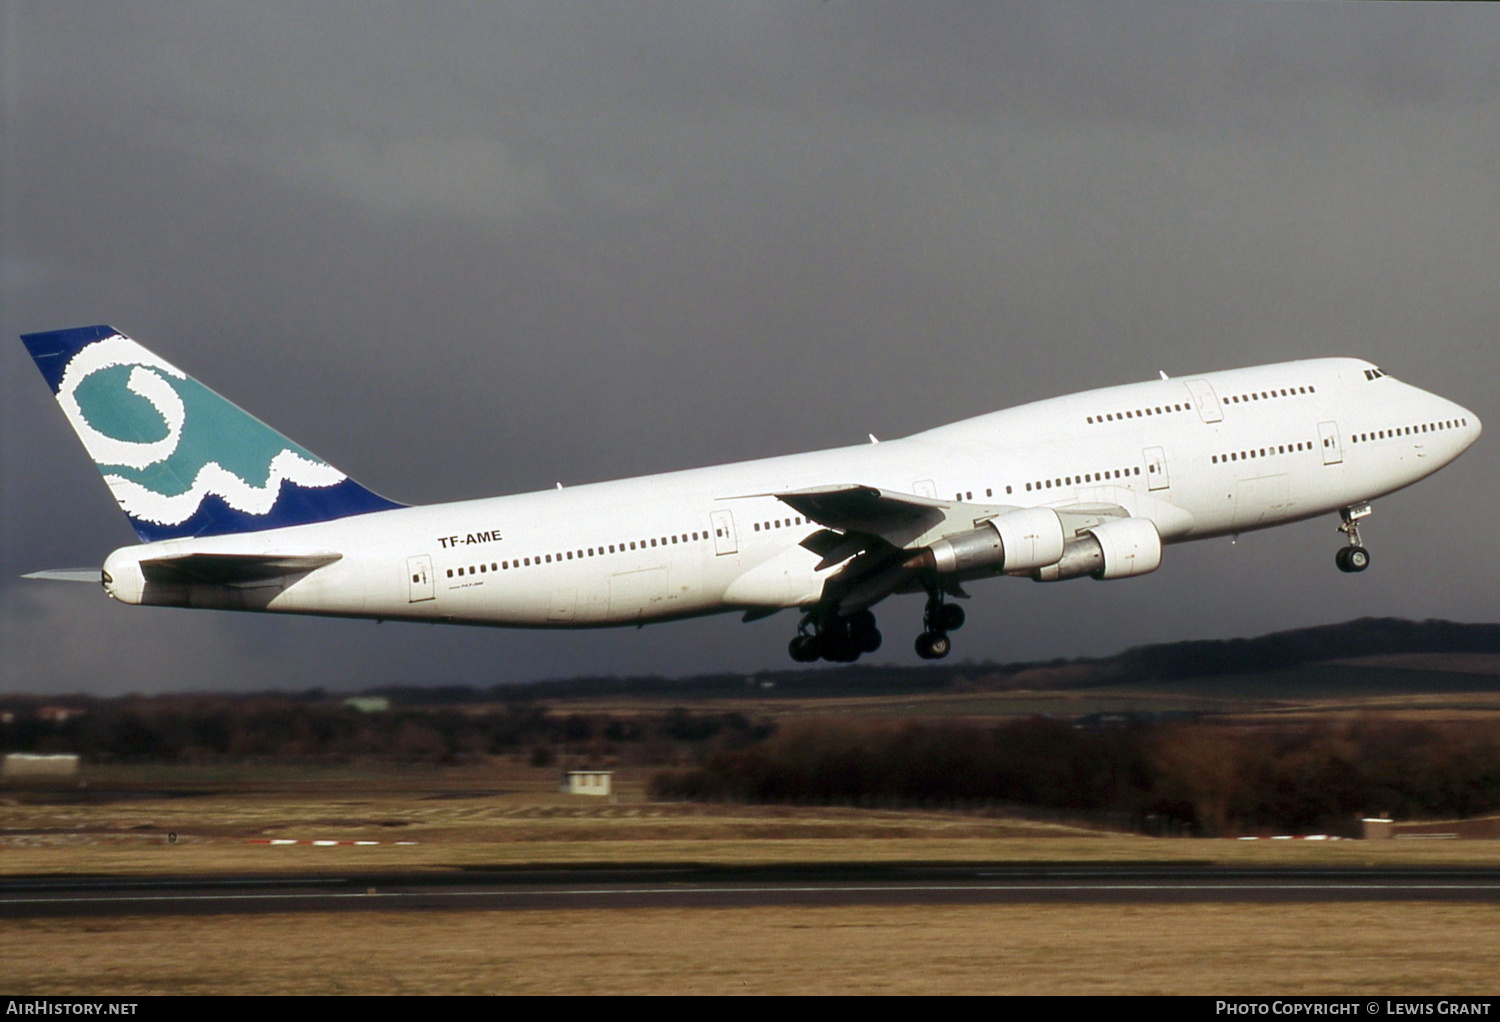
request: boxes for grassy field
[5,661,1500,995]
[6,903,1500,995]
[6,760,1500,875]
[3,761,1500,994]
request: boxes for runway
[5,864,1500,918]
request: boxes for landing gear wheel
[789,634,821,663]
[937,603,965,632]
[915,631,951,660]
[848,609,882,654]
[1336,545,1370,574]
[819,619,860,663]
[824,639,860,663]
[789,611,879,664]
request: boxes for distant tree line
[650,717,1500,836]
[1096,617,1500,686]
[375,618,1500,699]
[9,617,1493,711]
[0,695,768,766]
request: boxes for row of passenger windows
[1086,404,1189,425]
[754,516,807,532]
[1224,385,1314,405]
[445,528,721,579]
[1351,418,1467,443]
[1212,440,1314,464]
[1083,385,1316,427]
[1025,465,1141,492]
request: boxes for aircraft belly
[1231,474,1291,530]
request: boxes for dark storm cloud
[3,2,1496,694]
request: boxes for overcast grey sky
[3,1,1496,695]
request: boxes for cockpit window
[1363,367,1387,381]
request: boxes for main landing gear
[915,591,964,660]
[786,592,968,664]
[788,608,883,663]
[1335,503,1372,574]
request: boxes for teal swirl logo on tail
[22,326,403,541]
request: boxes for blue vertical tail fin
[21,325,404,542]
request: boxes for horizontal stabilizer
[22,569,102,583]
[138,551,342,585]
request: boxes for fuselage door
[1185,379,1224,423]
[1143,446,1171,491]
[710,509,738,556]
[407,555,435,603]
[1318,420,1344,465]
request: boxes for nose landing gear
[1335,504,1372,574]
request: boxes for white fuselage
[101,357,1480,628]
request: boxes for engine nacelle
[1032,516,1162,582]
[909,507,1066,577]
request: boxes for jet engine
[905,507,1066,577]
[1031,516,1161,582]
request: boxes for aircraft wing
[771,484,950,535]
[776,485,1141,545]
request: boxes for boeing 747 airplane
[20,325,1480,662]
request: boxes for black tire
[821,625,859,662]
[789,635,820,662]
[938,603,966,632]
[825,642,860,663]
[1336,546,1370,573]
[848,611,881,653]
[915,631,951,660]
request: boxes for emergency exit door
[407,555,435,602]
